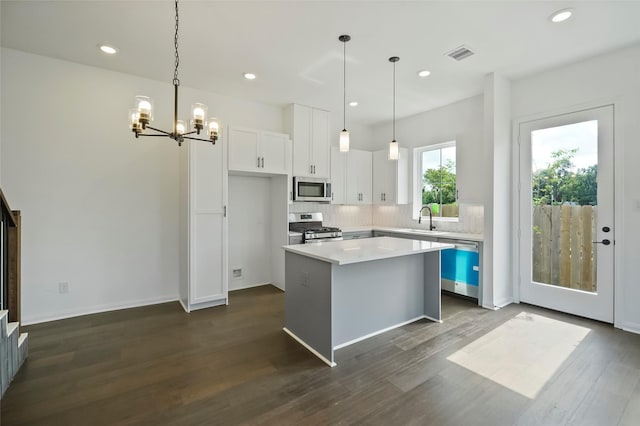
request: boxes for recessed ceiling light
[244,73,256,80]
[550,9,573,23]
[98,44,117,55]
[417,70,431,78]
[349,101,358,107]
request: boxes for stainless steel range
[288,212,342,244]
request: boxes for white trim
[283,327,336,367]
[621,324,640,335]
[22,295,179,325]
[179,298,190,313]
[188,298,227,312]
[333,315,431,350]
[422,315,443,324]
[229,282,272,292]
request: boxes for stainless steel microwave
[293,176,331,202]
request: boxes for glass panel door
[519,105,614,322]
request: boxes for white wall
[371,95,484,200]
[482,73,513,309]
[511,43,640,332]
[0,48,283,324]
[228,175,273,291]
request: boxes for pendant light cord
[392,60,396,141]
[343,38,347,131]
[173,0,180,87]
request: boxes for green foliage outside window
[532,149,597,206]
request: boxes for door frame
[512,99,624,328]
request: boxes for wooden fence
[532,205,597,292]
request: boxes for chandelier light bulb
[129,109,141,133]
[176,120,186,135]
[191,103,208,133]
[208,118,220,141]
[135,96,153,126]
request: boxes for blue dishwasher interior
[441,247,479,298]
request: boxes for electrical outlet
[58,282,69,294]
[232,268,242,279]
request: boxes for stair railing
[0,189,20,323]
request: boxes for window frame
[413,141,458,221]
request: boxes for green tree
[422,160,457,205]
[532,149,597,206]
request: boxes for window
[415,142,457,218]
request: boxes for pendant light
[339,35,351,152]
[388,56,400,160]
[128,0,219,146]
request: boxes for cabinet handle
[257,157,261,168]
[261,157,264,168]
[310,165,313,174]
[332,192,334,201]
[224,205,227,217]
[290,191,293,201]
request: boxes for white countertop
[283,236,454,265]
[340,226,484,242]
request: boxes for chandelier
[128,0,219,146]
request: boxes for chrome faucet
[418,205,436,230]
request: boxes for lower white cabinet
[179,137,228,311]
[228,126,291,175]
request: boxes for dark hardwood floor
[2,286,640,425]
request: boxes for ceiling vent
[446,45,475,61]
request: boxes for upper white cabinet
[346,149,372,204]
[373,147,409,205]
[179,137,228,311]
[286,104,330,178]
[228,126,291,175]
[330,147,347,204]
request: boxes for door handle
[593,239,611,245]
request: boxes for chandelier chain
[173,0,180,86]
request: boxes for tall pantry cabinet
[179,136,228,312]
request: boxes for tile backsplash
[289,202,484,234]
[289,203,373,227]
[373,203,484,234]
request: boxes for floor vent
[446,45,475,61]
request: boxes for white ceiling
[2,1,640,126]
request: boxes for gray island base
[283,237,454,366]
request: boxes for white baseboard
[333,315,429,350]
[229,282,272,292]
[621,323,640,335]
[187,298,227,311]
[22,295,179,325]
[283,327,336,367]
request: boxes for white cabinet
[332,148,372,205]
[373,147,409,205]
[286,104,330,178]
[179,137,228,311]
[228,126,291,175]
[330,147,347,204]
[346,149,372,204]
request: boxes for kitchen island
[282,236,454,366]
